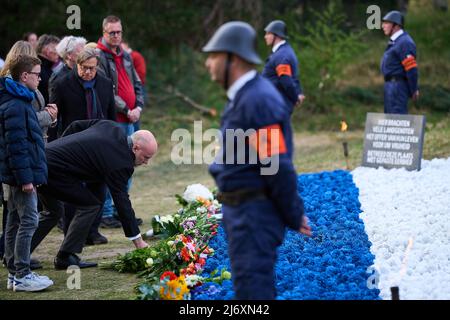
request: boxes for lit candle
[340,121,350,170]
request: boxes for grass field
[0,108,448,300]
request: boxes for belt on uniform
[217,188,269,206]
[384,75,407,82]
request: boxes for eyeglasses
[27,71,41,79]
[104,30,122,37]
[79,65,97,73]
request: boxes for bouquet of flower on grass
[101,184,225,300]
[144,184,222,240]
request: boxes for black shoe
[85,232,108,246]
[99,217,122,229]
[54,253,97,270]
[135,217,143,226]
[30,257,43,270]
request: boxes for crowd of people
[0,15,153,292]
[0,10,418,298]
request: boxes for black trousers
[31,194,100,254]
[63,203,103,238]
[31,171,106,255]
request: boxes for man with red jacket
[121,39,147,131]
[97,15,145,228]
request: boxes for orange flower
[181,247,191,262]
[196,196,211,207]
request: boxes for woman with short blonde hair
[0,41,37,77]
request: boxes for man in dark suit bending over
[30,119,157,269]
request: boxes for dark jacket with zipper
[0,77,47,186]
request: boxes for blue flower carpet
[192,170,380,300]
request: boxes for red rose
[160,271,177,281]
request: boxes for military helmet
[264,20,289,39]
[202,21,262,65]
[382,10,404,27]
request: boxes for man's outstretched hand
[299,215,312,237]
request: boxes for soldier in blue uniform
[381,11,419,114]
[203,21,311,300]
[262,20,304,115]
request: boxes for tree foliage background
[1,0,448,118]
[1,0,406,56]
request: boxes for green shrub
[289,0,368,112]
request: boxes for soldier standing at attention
[381,11,419,114]
[203,21,311,300]
[262,20,305,115]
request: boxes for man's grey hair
[56,36,87,59]
[76,47,100,65]
[36,34,60,55]
[102,15,121,30]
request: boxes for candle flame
[391,237,414,287]
[398,237,414,280]
[340,121,348,132]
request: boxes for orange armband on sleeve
[276,64,293,77]
[402,55,417,72]
[248,124,287,160]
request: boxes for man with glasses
[49,48,116,245]
[51,48,115,135]
[43,36,88,244]
[97,15,145,229]
[0,55,54,291]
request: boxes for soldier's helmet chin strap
[224,52,232,91]
[271,34,277,49]
[388,23,400,38]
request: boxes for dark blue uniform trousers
[223,198,285,300]
[384,80,409,114]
